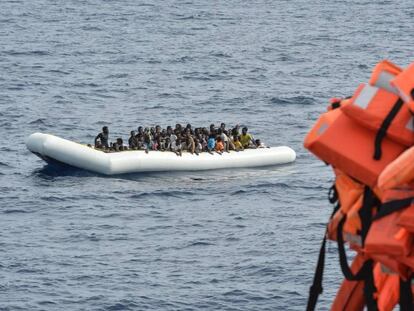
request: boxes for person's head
[103,126,108,134]
[161,129,166,135]
[176,139,181,145]
[255,139,261,146]
[138,126,143,133]
[150,127,155,134]
[117,138,123,145]
[220,123,225,129]
[144,127,149,133]
[175,123,182,131]
[234,136,239,142]
[217,137,222,142]
[242,127,248,135]
[210,123,215,130]
[130,131,135,137]
[155,125,161,133]
[186,123,192,129]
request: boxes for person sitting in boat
[185,123,193,135]
[215,136,224,154]
[128,131,138,149]
[220,122,227,133]
[135,127,144,150]
[233,136,244,151]
[186,134,195,154]
[227,132,235,150]
[95,126,109,149]
[143,128,152,154]
[255,139,267,148]
[163,136,170,152]
[175,123,183,135]
[207,134,216,155]
[194,138,202,155]
[199,133,207,152]
[167,128,177,152]
[171,138,182,156]
[159,129,167,151]
[114,138,127,151]
[240,127,255,149]
[153,125,162,150]
[218,128,233,153]
[231,124,240,138]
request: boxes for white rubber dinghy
[26,133,296,175]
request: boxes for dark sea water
[1,1,413,310]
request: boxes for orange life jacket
[304,111,405,187]
[369,60,402,93]
[365,212,412,257]
[391,62,414,109]
[341,83,414,147]
[327,170,364,241]
[335,169,365,212]
[364,187,414,280]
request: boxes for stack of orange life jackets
[304,60,414,311]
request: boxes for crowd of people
[93,123,266,156]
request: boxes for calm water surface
[1,1,413,310]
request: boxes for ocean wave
[29,118,48,125]
[269,96,316,106]
[129,189,195,199]
[3,209,30,214]
[3,50,51,56]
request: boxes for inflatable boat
[26,133,296,175]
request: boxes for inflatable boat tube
[26,133,296,175]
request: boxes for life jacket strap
[373,98,404,160]
[363,260,379,311]
[399,275,414,311]
[306,233,327,311]
[358,187,379,245]
[373,197,414,221]
[306,183,340,311]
